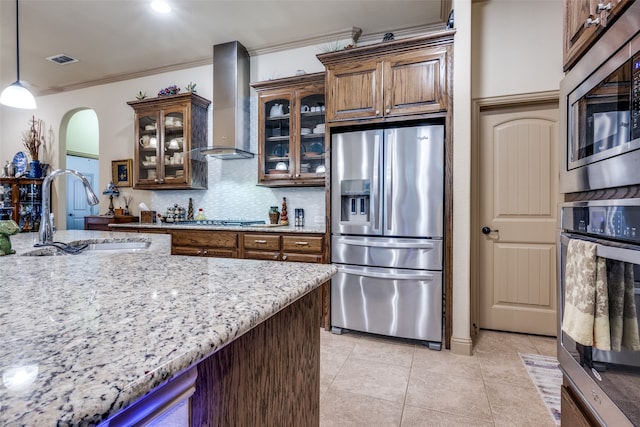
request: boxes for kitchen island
[0,230,336,425]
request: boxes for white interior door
[478,102,559,336]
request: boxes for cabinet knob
[585,16,600,27]
[203,250,208,255]
[375,110,380,115]
[282,255,287,260]
[385,108,390,114]
[197,250,202,255]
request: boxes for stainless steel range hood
[202,41,253,159]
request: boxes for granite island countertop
[0,230,336,425]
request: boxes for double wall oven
[559,3,640,425]
[559,201,640,426]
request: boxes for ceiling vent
[46,54,78,65]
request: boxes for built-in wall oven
[561,1,640,193]
[559,200,640,426]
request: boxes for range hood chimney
[202,41,253,159]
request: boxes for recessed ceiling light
[151,0,171,13]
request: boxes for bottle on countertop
[280,197,289,226]
[295,208,304,227]
[187,198,194,220]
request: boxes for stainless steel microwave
[561,2,640,193]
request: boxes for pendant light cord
[15,0,21,81]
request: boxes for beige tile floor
[319,329,558,426]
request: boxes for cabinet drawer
[172,245,237,258]
[245,250,281,261]
[282,253,323,264]
[172,246,204,256]
[282,235,323,253]
[202,248,238,258]
[172,230,238,248]
[243,234,281,251]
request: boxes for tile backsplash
[151,157,325,223]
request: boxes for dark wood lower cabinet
[191,287,320,426]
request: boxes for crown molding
[37,21,445,96]
[249,27,363,56]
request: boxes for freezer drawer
[331,235,443,270]
[331,264,442,342]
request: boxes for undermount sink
[22,240,151,256]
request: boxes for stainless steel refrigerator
[331,125,444,349]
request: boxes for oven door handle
[596,244,640,264]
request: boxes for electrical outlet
[314,215,324,224]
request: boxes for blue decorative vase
[27,160,42,178]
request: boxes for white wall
[66,109,99,157]
[471,0,563,98]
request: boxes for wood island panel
[191,287,320,427]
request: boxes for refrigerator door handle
[337,237,438,249]
[337,266,435,281]
[372,133,382,233]
[385,129,393,231]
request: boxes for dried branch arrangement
[21,116,54,163]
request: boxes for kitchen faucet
[38,169,100,244]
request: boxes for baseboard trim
[450,336,473,356]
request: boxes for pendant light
[0,0,36,109]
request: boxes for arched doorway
[62,109,100,229]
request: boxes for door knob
[481,226,499,235]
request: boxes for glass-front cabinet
[252,73,326,186]
[128,93,210,190]
[0,178,43,232]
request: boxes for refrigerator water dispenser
[340,179,370,223]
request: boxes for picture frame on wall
[112,159,133,187]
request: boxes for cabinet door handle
[585,16,600,27]
[255,239,267,244]
[596,2,611,12]
[294,241,309,246]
